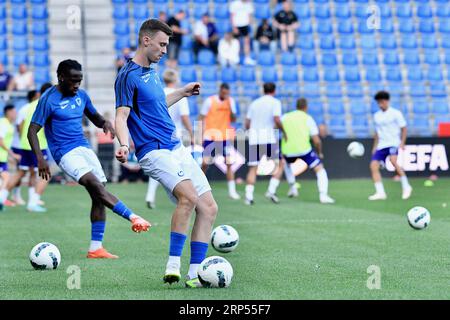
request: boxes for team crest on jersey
[177,170,184,177]
[75,98,82,106]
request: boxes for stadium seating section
[112,0,450,138]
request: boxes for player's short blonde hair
[162,69,178,85]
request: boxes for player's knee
[207,199,218,220]
[178,192,199,210]
[370,161,379,171]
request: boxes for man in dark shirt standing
[273,0,299,52]
[0,63,12,91]
[167,10,188,68]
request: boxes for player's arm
[115,107,131,163]
[230,98,237,122]
[400,126,407,149]
[28,123,50,180]
[181,115,194,145]
[311,135,323,159]
[166,83,200,108]
[245,118,251,130]
[274,116,287,141]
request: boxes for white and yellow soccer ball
[197,256,233,288]
[407,206,431,230]
[29,242,61,270]
[211,225,239,253]
[347,141,365,158]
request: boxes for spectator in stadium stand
[158,11,167,23]
[254,18,277,55]
[229,0,256,66]
[166,10,188,68]
[116,47,134,73]
[218,32,240,67]
[273,0,299,52]
[193,13,220,59]
[0,63,13,91]
[9,64,35,91]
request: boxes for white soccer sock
[166,256,181,271]
[13,187,21,199]
[28,187,36,205]
[0,189,8,203]
[316,168,329,196]
[188,264,200,280]
[228,180,237,194]
[375,181,386,195]
[284,164,296,185]
[245,184,254,200]
[89,240,102,252]
[268,178,280,195]
[400,175,410,190]
[146,178,159,202]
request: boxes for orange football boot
[130,216,151,233]
[87,248,119,259]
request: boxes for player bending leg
[369,91,412,200]
[280,98,335,204]
[28,59,150,259]
[115,19,218,287]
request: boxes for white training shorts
[139,144,211,204]
[59,146,107,183]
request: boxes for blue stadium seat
[298,19,312,34]
[395,3,412,18]
[115,36,130,50]
[303,67,319,82]
[33,36,49,51]
[400,34,417,49]
[408,81,426,98]
[198,50,216,66]
[419,19,435,33]
[214,4,229,20]
[334,3,351,19]
[201,82,217,97]
[325,83,342,98]
[360,35,376,49]
[261,67,278,82]
[385,67,402,82]
[349,100,367,116]
[421,35,437,49]
[0,51,8,65]
[320,36,335,50]
[13,52,29,66]
[398,18,415,33]
[321,53,337,66]
[431,99,449,115]
[443,35,450,49]
[280,52,297,66]
[314,4,330,19]
[32,21,48,35]
[12,21,27,35]
[410,117,431,136]
[257,51,275,66]
[383,50,399,65]
[34,68,50,84]
[424,50,440,65]
[112,0,127,3]
[221,67,237,83]
[403,49,420,65]
[439,20,450,34]
[0,21,6,35]
[362,53,378,66]
[296,34,314,50]
[254,3,271,20]
[114,21,130,36]
[11,0,26,3]
[317,20,333,34]
[358,21,375,34]
[378,2,391,18]
[201,66,218,82]
[239,66,255,82]
[282,67,298,82]
[417,4,433,18]
[426,67,443,81]
[12,6,28,20]
[193,3,209,19]
[339,35,356,49]
[347,84,364,98]
[0,37,7,50]
[180,35,192,50]
[429,81,447,98]
[300,52,317,66]
[323,67,340,82]
[380,34,397,49]
[302,82,320,99]
[412,99,429,115]
[13,36,28,51]
[342,53,358,66]
[352,117,369,137]
[407,67,423,81]
[0,6,5,20]
[328,116,347,137]
[354,3,369,18]
[215,19,231,35]
[379,18,394,34]
[436,3,450,18]
[178,50,194,66]
[133,5,149,20]
[328,99,345,115]
[180,67,197,83]
[170,3,189,16]
[113,5,129,20]
[365,67,382,82]
[337,19,353,34]
[280,83,299,97]
[31,4,48,19]
[294,4,310,19]
[34,53,49,67]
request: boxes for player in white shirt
[145,69,194,209]
[244,83,287,205]
[229,0,255,66]
[369,91,412,200]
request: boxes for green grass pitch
[0,177,449,300]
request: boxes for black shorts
[167,42,180,60]
[235,26,250,37]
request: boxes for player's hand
[183,82,201,97]
[103,121,115,139]
[38,158,51,181]
[399,143,406,150]
[115,145,129,163]
[12,152,21,162]
[318,153,324,159]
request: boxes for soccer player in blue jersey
[114,19,218,288]
[27,59,151,259]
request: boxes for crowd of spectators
[0,63,36,92]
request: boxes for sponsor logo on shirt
[141,73,151,83]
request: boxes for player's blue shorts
[202,140,233,158]
[371,147,398,162]
[284,150,322,168]
[0,162,8,172]
[19,149,48,170]
[248,143,281,166]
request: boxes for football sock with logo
[89,221,105,252]
[112,200,136,221]
[188,241,208,279]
